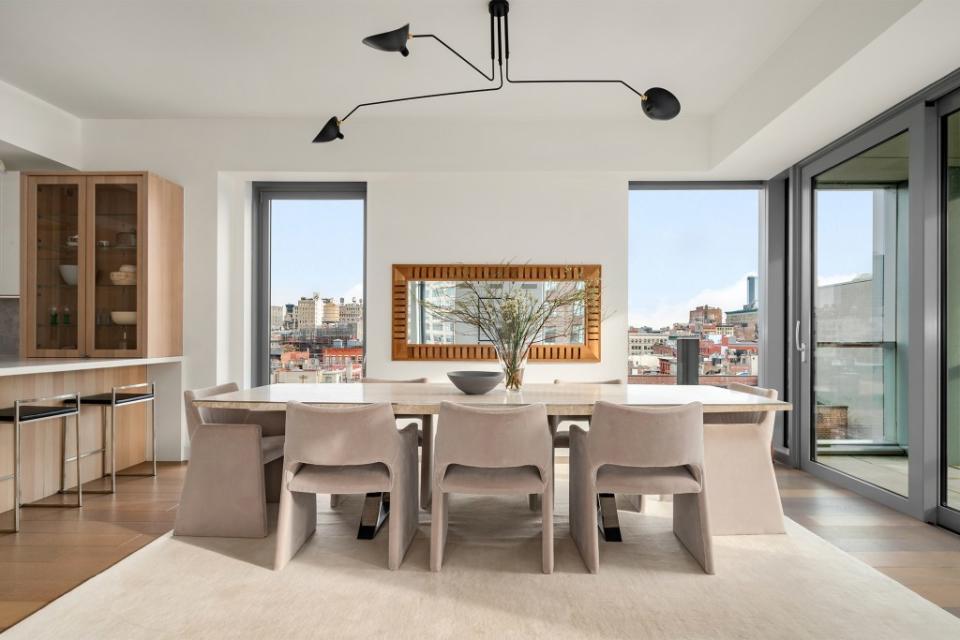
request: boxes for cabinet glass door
[30,177,84,355]
[87,176,142,355]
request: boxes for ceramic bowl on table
[58,265,78,285]
[447,371,505,395]
[110,311,137,325]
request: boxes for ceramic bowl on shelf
[115,232,136,247]
[110,311,137,325]
[109,271,137,286]
[119,264,136,273]
[58,265,78,285]
[447,371,504,395]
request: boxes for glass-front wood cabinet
[20,172,183,358]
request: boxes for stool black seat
[77,392,155,406]
[0,405,79,422]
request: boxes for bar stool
[67,382,156,495]
[0,392,82,533]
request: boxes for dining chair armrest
[191,423,263,462]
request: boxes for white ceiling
[0,0,827,120]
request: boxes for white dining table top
[194,382,792,415]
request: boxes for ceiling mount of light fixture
[313,0,680,143]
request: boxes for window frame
[251,182,367,386]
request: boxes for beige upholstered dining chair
[174,383,286,538]
[431,402,554,573]
[357,377,429,509]
[274,402,419,571]
[569,401,714,574]
[550,379,624,448]
[702,383,784,535]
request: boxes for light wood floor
[1,462,959,631]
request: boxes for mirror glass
[406,280,586,345]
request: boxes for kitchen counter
[0,355,183,377]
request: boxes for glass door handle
[795,320,807,363]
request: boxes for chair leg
[626,494,648,513]
[673,491,714,574]
[541,483,554,574]
[274,486,318,570]
[387,468,418,571]
[330,493,344,509]
[264,458,283,503]
[430,491,447,572]
[420,415,433,511]
[569,446,600,574]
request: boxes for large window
[254,183,365,385]
[627,187,761,385]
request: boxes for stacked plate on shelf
[109,264,136,285]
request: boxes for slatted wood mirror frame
[392,264,601,361]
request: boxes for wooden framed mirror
[392,264,601,361]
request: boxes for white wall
[364,172,628,381]
[0,171,20,296]
[0,80,81,169]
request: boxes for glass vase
[497,346,529,391]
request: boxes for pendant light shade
[313,117,343,143]
[641,87,681,121]
[362,24,410,56]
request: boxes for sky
[628,188,876,329]
[628,189,761,329]
[270,199,364,307]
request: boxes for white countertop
[0,356,183,377]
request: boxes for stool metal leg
[110,403,117,492]
[63,404,113,496]
[20,394,83,515]
[115,382,158,479]
[12,414,20,532]
[74,413,82,507]
[151,393,157,477]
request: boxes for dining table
[194,382,792,540]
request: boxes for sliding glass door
[798,107,926,517]
[811,132,909,496]
[942,99,960,524]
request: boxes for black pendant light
[312,116,343,142]
[314,0,680,142]
[641,87,681,121]
[362,24,410,56]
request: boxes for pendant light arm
[340,63,503,123]
[499,12,645,100]
[410,34,495,82]
[504,59,646,100]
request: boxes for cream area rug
[7,480,960,640]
